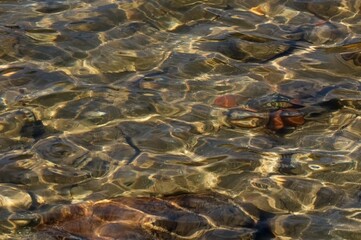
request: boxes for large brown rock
[35,194,265,239]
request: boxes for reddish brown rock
[214,95,243,108]
[35,194,262,239]
[267,109,305,131]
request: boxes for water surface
[1,0,361,239]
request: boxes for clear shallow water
[0,0,361,239]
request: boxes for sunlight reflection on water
[0,0,361,239]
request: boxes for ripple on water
[0,0,361,239]
[89,38,169,73]
[33,137,89,166]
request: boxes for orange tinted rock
[214,95,241,108]
[283,114,305,127]
[267,109,305,130]
[268,110,284,130]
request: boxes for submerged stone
[33,194,267,239]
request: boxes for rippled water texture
[1,0,361,239]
